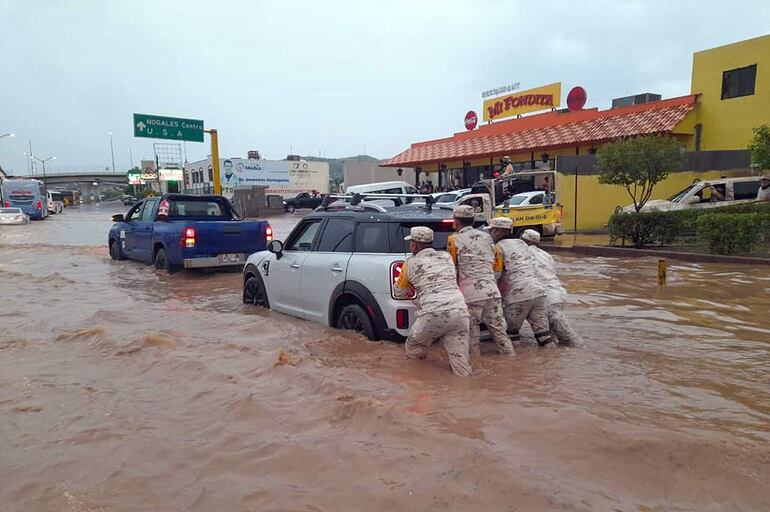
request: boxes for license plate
[219,253,243,263]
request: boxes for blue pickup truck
[108,194,272,273]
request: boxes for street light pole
[108,131,115,173]
[0,133,14,140]
[127,147,134,169]
[31,156,55,182]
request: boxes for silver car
[0,207,30,225]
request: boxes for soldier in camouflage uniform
[394,226,472,377]
[447,206,515,357]
[489,218,553,347]
[521,229,583,347]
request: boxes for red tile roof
[382,95,697,167]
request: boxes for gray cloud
[1,0,768,173]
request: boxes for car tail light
[35,200,42,210]
[390,260,416,300]
[180,227,196,248]
[265,225,273,242]
[3,201,9,207]
[396,309,409,329]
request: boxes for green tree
[748,124,770,170]
[596,135,685,212]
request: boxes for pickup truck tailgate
[187,221,268,256]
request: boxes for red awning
[383,95,697,167]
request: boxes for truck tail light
[396,309,409,329]
[390,261,415,300]
[265,225,273,242]
[36,200,42,210]
[180,226,196,248]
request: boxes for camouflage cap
[453,205,475,219]
[502,155,511,162]
[404,226,434,243]
[489,217,513,229]
[521,229,541,243]
[762,175,770,181]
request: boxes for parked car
[108,194,273,274]
[621,176,764,213]
[431,188,472,206]
[47,190,64,214]
[505,191,547,207]
[283,192,324,213]
[242,200,458,341]
[0,207,30,225]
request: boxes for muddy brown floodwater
[1,203,768,512]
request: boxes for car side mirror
[268,240,284,259]
[111,213,124,222]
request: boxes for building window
[721,64,756,100]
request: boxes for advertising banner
[482,82,561,122]
[216,158,329,199]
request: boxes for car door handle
[331,266,344,273]
[291,263,301,269]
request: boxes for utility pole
[127,148,134,169]
[205,129,222,195]
[28,138,34,175]
[108,131,116,173]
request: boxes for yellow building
[383,34,770,231]
[690,34,770,151]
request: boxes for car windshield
[668,184,697,203]
[508,194,530,205]
[1,208,22,214]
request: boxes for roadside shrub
[608,211,683,248]
[696,213,763,255]
[608,201,770,249]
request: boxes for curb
[544,244,770,266]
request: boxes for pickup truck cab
[283,192,324,213]
[621,176,764,213]
[108,194,272,273]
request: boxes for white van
[345,181,419,196]
[47,190,64,214]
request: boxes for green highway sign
[133,113,204,142]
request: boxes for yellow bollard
[657,258,667,286]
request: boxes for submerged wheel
[154,247,179,274]
[336,304,375,340]
[243,274,270,308]
[109,240,125,260]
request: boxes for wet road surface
[1,203,768,511]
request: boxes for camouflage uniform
[497,237,552,346]
[395,229,472,377]
[447,219,514,357]
[528,244,583,347]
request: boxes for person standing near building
[488,219,553,347]
[500,156,514,176]
[758,175,770,200]
[447,206,515,357]
[394,227,472,377]
[520,229,583,347]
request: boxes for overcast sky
[1,0,769,173]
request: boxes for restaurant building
[382,34,770,230]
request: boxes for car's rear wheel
[243,274,270,308]
[109,239,125,260]
[287,204,296,213]
[337,304,375,340]
[154,247,179,274]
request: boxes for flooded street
[1,204,768,512]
